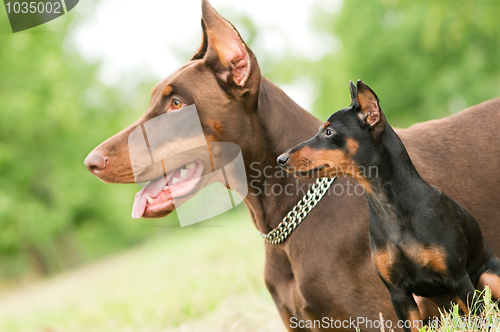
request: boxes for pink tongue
[132,177,167,219]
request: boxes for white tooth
[172,177,179,185]
[146,196,154,204]
[180,168,188,177]
[186,162,196,169]
[164,186,168,191]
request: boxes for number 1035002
[5,1,62,14]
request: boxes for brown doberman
[84,1,500,331]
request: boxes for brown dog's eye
[172,99,182,109]
[325,129,334,136]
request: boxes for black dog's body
[366,123,499,325]
[278,80,500,332]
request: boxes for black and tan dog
[278,80,500,331]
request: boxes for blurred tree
[0,8,158,280]
[266,0,500,127]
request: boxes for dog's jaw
[132,161,204,219]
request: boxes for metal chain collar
[258,177,336,245]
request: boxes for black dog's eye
[325,129,334,136]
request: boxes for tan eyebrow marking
[162,85,173,96]
[322,121,330,129]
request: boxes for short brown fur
[84,2,500,331]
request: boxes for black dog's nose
[277,153,290,166]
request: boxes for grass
[422,287,500,332]
[2,206,498,332]
[0,207,285,332]
[373,288,500,332]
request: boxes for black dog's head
[277,80,387,190]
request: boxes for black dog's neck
[364,124,429,218]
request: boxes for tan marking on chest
[404,243,447,274]
[373,243,447,283]
[372,249,395,282]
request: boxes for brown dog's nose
[84,152,108,173]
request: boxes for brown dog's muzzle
[84,122,138,184]
[84,153,108,173]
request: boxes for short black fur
[278,80,500,332]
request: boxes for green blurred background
[0,0,500,331]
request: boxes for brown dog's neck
[257,77,321,155]
[243,76,321,233]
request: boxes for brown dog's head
[277,80,387,192]
[84,0,262,219]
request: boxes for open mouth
[132,160,204,219]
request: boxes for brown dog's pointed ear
[356,80,383,128]
[191,19,209,60]
[201,0,255,88]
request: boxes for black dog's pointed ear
[349,80,358,107]
[356,80,384,128]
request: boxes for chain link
[258,177,336,245]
